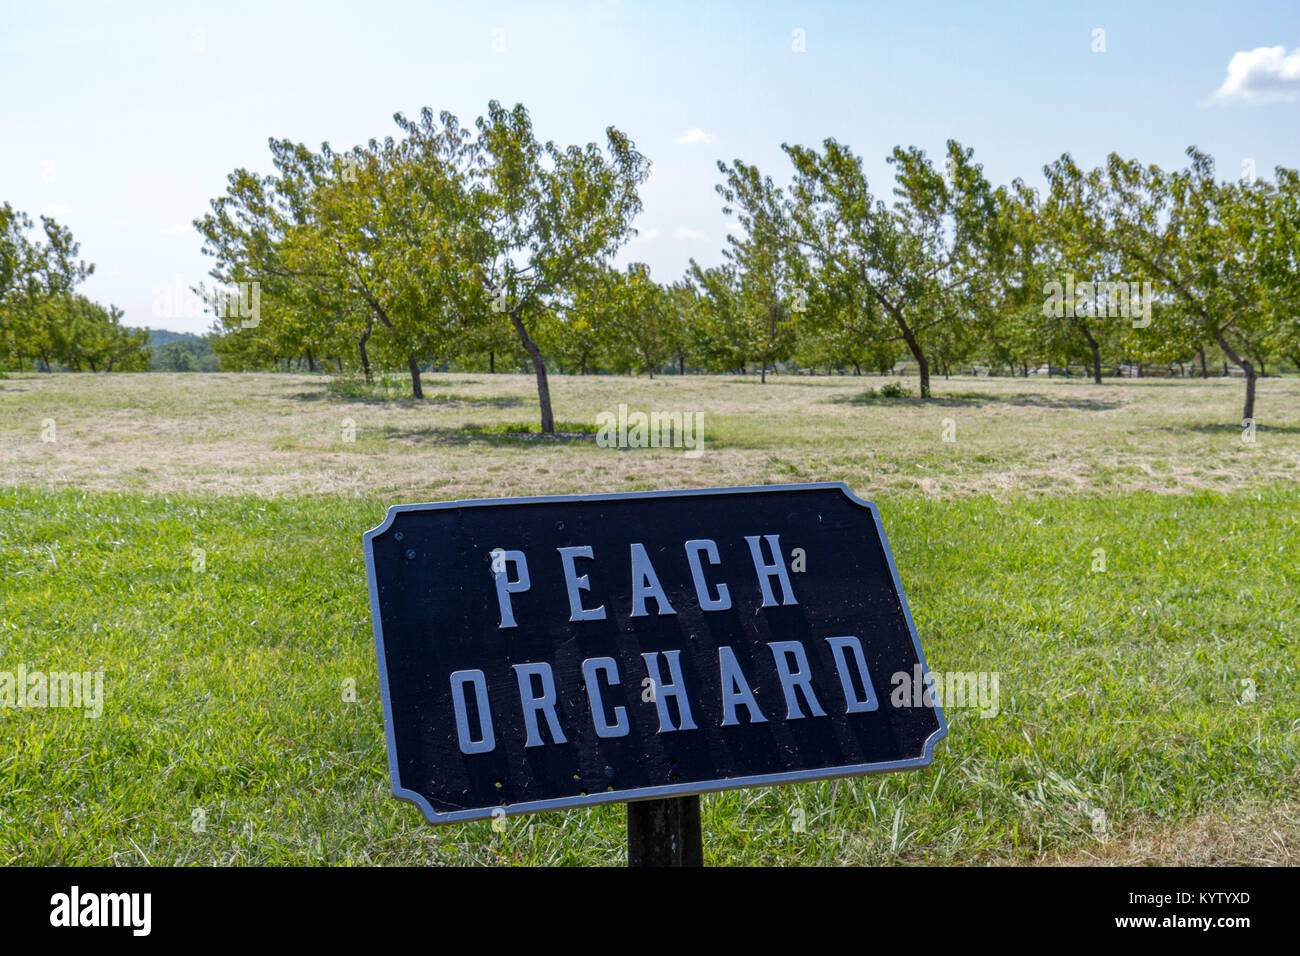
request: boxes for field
[1,370,1298,865]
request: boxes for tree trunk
[1076,325,1097,385]
[1211,326,1257,423]
[407,354,424,399]
[358,327,373,383]
[853,362,861,376]
[1198,348,1208,379]
[509,309,554,434]
[678,354,685,375]
[895,320,929,398]
[489,350,495,374]
[306,350,315,373]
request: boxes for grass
[846,382,915,401]
[0,485,1296,865]
[0,370,1297,864]
[1,371,1297,498]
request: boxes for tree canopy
[181,103,1299,425]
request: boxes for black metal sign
[364,482,946,824]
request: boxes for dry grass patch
[1003,801,1299,866]
[0,371,1296,500]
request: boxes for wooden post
[627,796,703,866]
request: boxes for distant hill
[135,328,220,372]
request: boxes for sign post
[627,796,702,866]
[364,482,946,864]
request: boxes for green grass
[463,420,599,436]
[2,484,1295,865]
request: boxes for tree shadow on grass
[426,393,529,409]
[993,393,1127,411]
[289,389,424,408]
[830,390,1127,411]
[382,423,598,447]
[1158,423,1300,435]
[289,387,526,409]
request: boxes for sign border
[362,481,948,825]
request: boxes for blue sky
[3,0,1298,333]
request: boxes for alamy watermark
[152,276,261,328]
[1042,272,1153,328]
[595,404,704,457]
[50,886,150,936]
[212,281,261,328]
[1,665,104,718]
[891,665,999,718]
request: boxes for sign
[364,482,946,825]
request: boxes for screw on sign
[363,482,947,865]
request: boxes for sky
[3,0,1298,334]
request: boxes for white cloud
[1208,44,1300,103]
[159,223,191,236]
[40,203,72,218]
[674,127,717,146]
[675,227,707,241]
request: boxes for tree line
[0,203,149,372]
[5,104,1296,425]
[110,101,1300,426]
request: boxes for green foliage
[0,204,144,372]
[198,101,648,427]
[1042,148,1295,417]
[558,263,680,377]
[185,110,1299,416]
[144,329,218,372]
